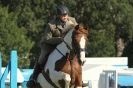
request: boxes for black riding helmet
[56,5,69,15]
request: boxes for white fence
[103,69,133,88]
[82,57,133,88]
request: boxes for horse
[37,24,89,88]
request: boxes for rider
[27,5,77,87]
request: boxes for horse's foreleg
[64,73,71,88]
[74,69,82,88]
[50,70,71,88]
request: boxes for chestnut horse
[37,24,88,88]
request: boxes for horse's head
[72,24,89,65]
[61,23,88,64]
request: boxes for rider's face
[59,14,68,22]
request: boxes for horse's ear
[75,24,79,30]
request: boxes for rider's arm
[68,17,78,27]
[40,24,63,46]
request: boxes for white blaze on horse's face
[79,35,86,63]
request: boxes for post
[105,72,109,88]
[0,50,18,88]
[0,53,2,79]
[10,50,18,88]
[114,71,118,88]
[0,56,10,88]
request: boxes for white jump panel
[85,57,128,65]
[82,57,128,88]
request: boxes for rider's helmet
[56,5,69,15]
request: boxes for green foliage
[69,0,133,57]
[0,6,33,68]
[0,0,133,68]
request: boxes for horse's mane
[72,24,88,45]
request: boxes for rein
[55,39,72,57]
[63,40,72,50]
[42,71,59,88]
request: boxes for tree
[0,6,33,68]
[0,0,133,68]
[0,0,57,68]
[70,0,133,58]
[71,0,116,56]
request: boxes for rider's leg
[27,45,54,87]
[30,61,43,80]
[27,49,46,87]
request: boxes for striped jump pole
[0,50,18,88]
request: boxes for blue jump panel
[21,69,33,81]
[118,75,133,86]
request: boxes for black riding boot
[26,62,43,88]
